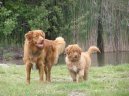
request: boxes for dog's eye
[36,35,39,38]
[33,35,38,38]
[41,34,45,38]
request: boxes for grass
[0,64,129,96]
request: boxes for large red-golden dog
[23,30,45,84]
[23,30,65,84]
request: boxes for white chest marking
[72,65,78,72]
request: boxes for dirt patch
[0,47,23,65]
[68,90,86,96]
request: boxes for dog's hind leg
[47,68,52,82]
[44,65,48,81]
[83,70,88,80]
[45,63,52,82]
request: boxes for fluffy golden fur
[65,44,100,82]
[23,30,45,84]
[43,37,66,82]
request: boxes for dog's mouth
[36,40,44,49]
[70,55,81,62]
[72,58,78,61]
[74,55,78,59]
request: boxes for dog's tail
[53,37,66,64]
[87,46,100,56]
[54,37,66,55]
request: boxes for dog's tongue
[36,44,44,49]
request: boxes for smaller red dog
[65,44,100,82]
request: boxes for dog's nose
[74,55,78,58]
[41,39,44,42]
[38,37,44,44]
[39,36,44,41]
[40,39,44,44]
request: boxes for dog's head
[25,30,45,49]
[65,44,82,62]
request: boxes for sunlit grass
[0,64,129,96]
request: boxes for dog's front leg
[25,62,32,84]
[37,61,44,83]
[76,74,83,83]
[69,70,77,82]
[77,69,85,82]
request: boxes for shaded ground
[0,46,129,66]
[0,47,23,65]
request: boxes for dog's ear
[78,47,82,55]
[64,47,69,55]
[41,31,45,38]
[74,44,82,55]
[64,48,67,55]
[25,31,33,41]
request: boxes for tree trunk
[97,0,105,66]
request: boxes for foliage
[27,3,49,31]
[0,8,17,35]
[0,0,75,44]
[0,0,129,52]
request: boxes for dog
[23,30,66,84]
[23,30,45,84]
[65,44,100,82]
[43,37,66,82]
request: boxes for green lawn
[0,64,129,96]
